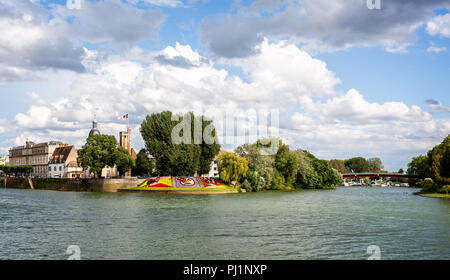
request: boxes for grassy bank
[129,184,236,192]
[418,193,450,199]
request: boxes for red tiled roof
[49,146,74,164]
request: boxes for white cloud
[0,0,86,82]
[3,41,449,171]
[426,13,450,37]
[200,0,450,57]
[53,0,166,49]
[141,0,183,7]
[299,89,432,123]
[427,42,448,53]
[0,0,166,84]
[426,99,450,113]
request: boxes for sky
[0,0,449,171]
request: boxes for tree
[345,157,369,173]
[328,159,348,173]
[0,165,33,176]
[398,168,404,174]
[78,134,117,178]
[217,152,248,184]
[407,134,450,190]
[134,149,154,177]
[293,150,341,189]
[274,141,299,186]
[140,111,220,176]
[367,158,384,172]
[112,146,134,177]
[407,155,429,176]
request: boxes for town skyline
[0,0,449,171]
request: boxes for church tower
[89,118,100,137]
[119,127,132,153]
[120,127,132,177]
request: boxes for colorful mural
[140,176,173,188]
[175,177,201,188]
[198,177,222,188]
[139,176,223,189]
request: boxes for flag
[122,114,128,119]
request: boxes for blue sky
[0,0,449,171]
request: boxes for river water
[0,187,448,260]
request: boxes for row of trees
[407,134,450,193]
[0,165,34,176]
[77,134,134,178]
[328,157,384,173]
[216,138,342,192]
[74,111,220,178]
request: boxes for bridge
[342,173,418,179]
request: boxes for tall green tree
[112,146,134,177]
[367,157,384,172]
[78,134,117,178]
[217,152,248,184]
[294,150,341,189]
[134,149,154,177]
[407,134,450,191]
[345,157,369,173]
[140,111,220,176]
[275,141,299,186]
[328,159,348,173]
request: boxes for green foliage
[77,134,118,177]
[140,111,220,176]
[0,165,33,175]
[439,185,450,195]
[237,138,341,192]
[420,178,437,193]
[328,159,348,173]
[133,149,154,177]
[112,146,134,176]
[344,157,369,173]
[217,152,248,184]
[408,134,450,190]
[295,151,342,189]
[274,141,299,186]
[367,158,384,172]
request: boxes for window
[54,166,57,171]
[59,166,62,171]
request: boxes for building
[119,127,137,177]
[0,156,7,166]
[205,149,227,178]
[48,145,83,178]
[9,140,64,177]
[89,119,100,137]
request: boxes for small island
[119,176,239,194]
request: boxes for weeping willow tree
[216,152,248,184]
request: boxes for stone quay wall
[3,177,143,193]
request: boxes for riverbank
[1,176,240,194]
[1,177,141,193]
[120,176,239,194]
[417,193,450,199]
[119,187,239,194]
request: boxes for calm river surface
[0,187,448,260]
